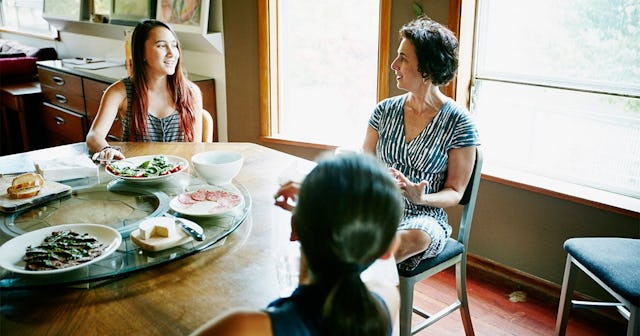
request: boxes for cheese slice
[131,217,201,252]
[138,219,178,240]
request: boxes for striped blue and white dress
[369,93,480,270]
[121,77,184,142]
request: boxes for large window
[0,0,57,38]
[260,0,386,148]
[471,0,640,200]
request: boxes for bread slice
[11,173,44,190]
[6,173,45,199]
[7,185,42,199]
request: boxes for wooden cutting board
[0,176,72,213]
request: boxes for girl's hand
[92,146,125,163]
[274,180,301,212]
[389,167,428,205]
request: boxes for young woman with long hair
[87,19,203,161]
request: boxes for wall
[221,0,639,300]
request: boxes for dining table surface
[0,141,317,336]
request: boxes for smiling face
[390,37,424,92]
[143,26,179,77]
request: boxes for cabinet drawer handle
[55,94,68,104]
[54,116,65,125]
[52,76,65,85]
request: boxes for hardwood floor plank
[408,268,626,335]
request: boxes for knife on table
[175,219,205,241]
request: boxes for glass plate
[0,178,251,289]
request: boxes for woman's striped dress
[368,93,480,270]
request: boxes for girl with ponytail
[193,153,403,335]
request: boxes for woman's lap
[397,215,450,271]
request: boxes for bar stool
[554,237,639,336]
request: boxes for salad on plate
[105,155,188,183]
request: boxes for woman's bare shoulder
[103,80,127,99]
[187,80,202,94]
[190,310,272,336]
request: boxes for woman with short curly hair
[363,15,480,271]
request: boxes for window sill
[0,27,59,41]
[260,136,338,151]
[482,164,640,219]
[261,136,639,219]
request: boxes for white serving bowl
[191,151,243,185]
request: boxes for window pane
[2,0,55,36]
[476,0,640,88]
[473,0,640,199]
[275,0,380,147]
[473,80,640,198]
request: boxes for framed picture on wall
[110,0,156,26]
[156,0,209,34]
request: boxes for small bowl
[191,151,243,185]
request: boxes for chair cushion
[564,237,640,303]
[398,238,464,277]
[0,57,37,83]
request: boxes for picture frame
[156,0,209,34]
[110,0,156,26]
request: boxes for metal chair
[554,237,639,336]
[202,109,214,142]
[398,148,482,336]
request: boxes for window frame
[258,0,390,150]
[455,0,639,218]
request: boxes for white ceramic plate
[170,187,244,217]
[0,223,122,275]
[105,155,188,184]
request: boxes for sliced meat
[178,193,197,205]
[205,190,242,208]
[190,189,207,201]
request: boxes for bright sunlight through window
[472,0,640,199]
[270,0,381,148]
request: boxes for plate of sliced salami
[169,187,244,217]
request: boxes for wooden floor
[409,267,627,336]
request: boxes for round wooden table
[0,142,315,335]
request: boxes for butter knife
[175,219,205,241]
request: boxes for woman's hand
[389,167,428,205]
[274,180,300,212]
[91,146,125,163]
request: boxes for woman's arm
[393,146,476,208]
[362,126,379,154]
[189,310,272,336]
[86,81,127,160]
